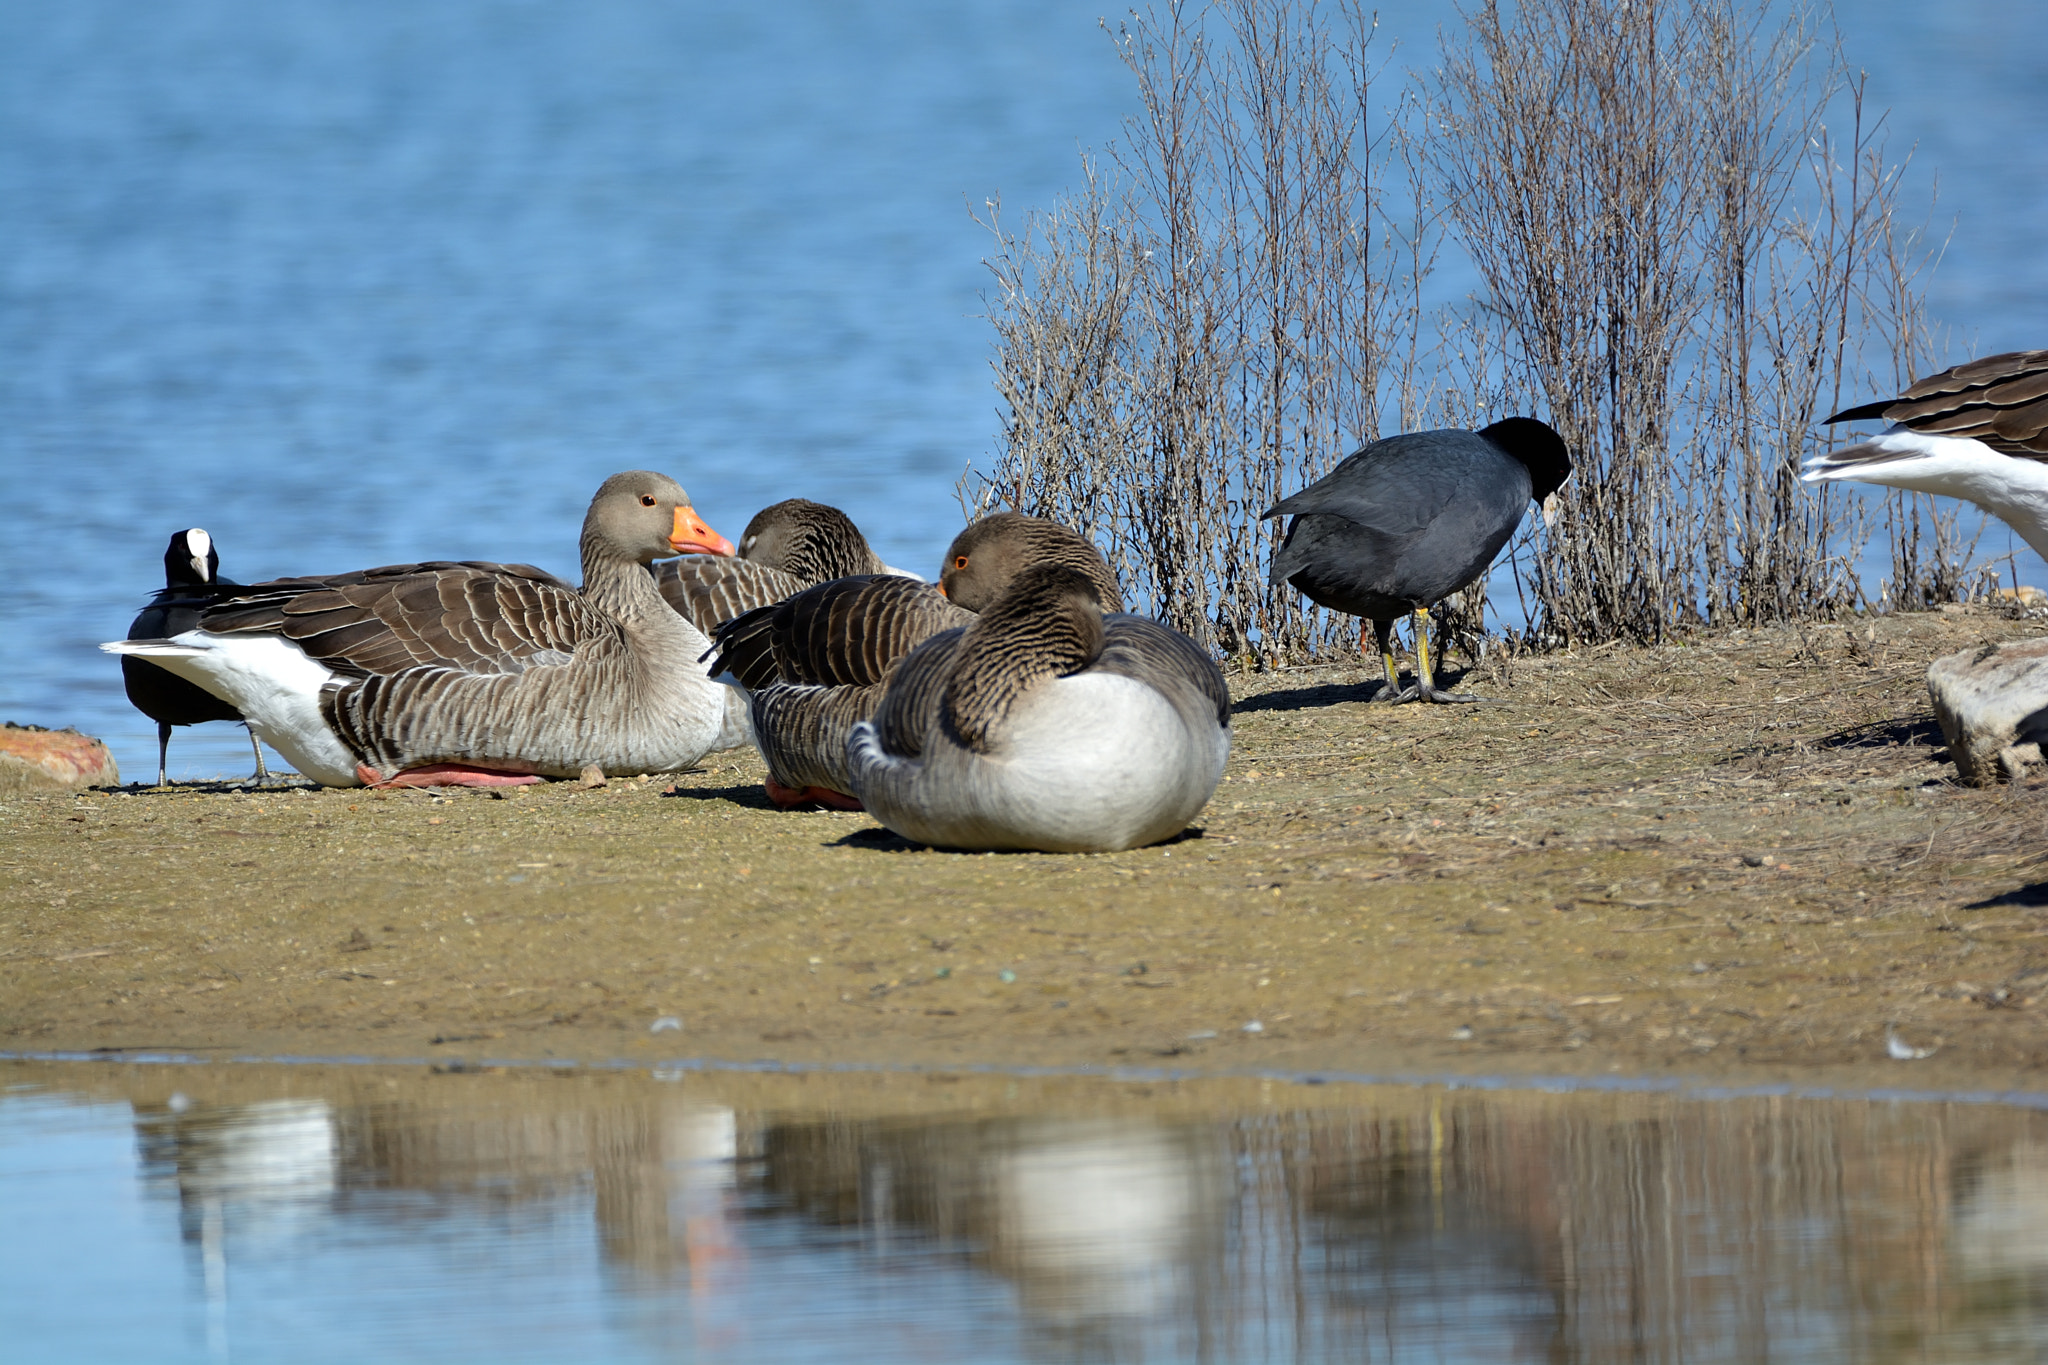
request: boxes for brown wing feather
[867,628,966,760]
[1832,351,2048,459]
[654,557,809,634]
[197,561,605,678]
[708,575,970,691]
[748,681,890,794]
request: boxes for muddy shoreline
[5,606,2044,1094]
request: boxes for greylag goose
[1262,418,1571,702]
[1803,350,2048,560]
[654,497,916,634]
[845,564,1229,852]
[122,529,271,786]
[102,472,750,788]
[707,512,1122,809]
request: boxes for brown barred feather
[720,511,1127,799]
[1827,350,2048,461]
[938,566,1105,753]
[708,575,969,691]
[750,681,892,792]
[868,629,963,761]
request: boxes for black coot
[122,529,270,785]
[1262,418,1571,702]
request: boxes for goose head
[943,564,1109,752]
[583,471,736,566]
[937,512,1125,613]
[736,498,874,580]
[166,528,218,587]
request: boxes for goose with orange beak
[104,472,753,787]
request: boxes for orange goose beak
[670,505,736,557]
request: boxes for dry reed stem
[974,0,1962,661]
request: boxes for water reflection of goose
[760,1112,1225,1353]
[987,1119,1221,1330]
[137,1096,340,1259]
[1954,1138,2048,1282]
[141,1097,339,1207]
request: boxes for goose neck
[580,536,665,624]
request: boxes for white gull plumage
[1802,349,2048,561]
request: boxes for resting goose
[1262,418,1572,702]
[707,512,1123,809]
[1802,350,2048,561]
[655,497,917,634]
[845,564,1229,852]
[122,529,271,786]
[102,472,751,788]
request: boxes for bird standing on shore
[1262,418,1572,702]
[122,529,270,786]
[1802,350,2048,561]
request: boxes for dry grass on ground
[2,605,2043,1090]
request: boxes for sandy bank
[4,606,2043,1094]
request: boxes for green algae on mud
[3,606,2044,1092]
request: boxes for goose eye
[640,494,657,507]
[954,555,969,570]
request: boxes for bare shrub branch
[973,0,1954,662]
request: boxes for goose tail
[101,638,206,658]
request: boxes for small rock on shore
[1927,640,2048,784]
[0,724,120,793]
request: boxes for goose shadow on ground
[660,781,779,811]
[103,778,319,796]
[826,825,1209,854]
[1232,666,1485,715]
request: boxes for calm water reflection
[5,1061,2047,1363]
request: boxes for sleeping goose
[122,529,271,786]
[654,497,917,634]
[1262,418,1571,702]
[844,563,1229,852]
[1802,350,2048,560]
[707,512,1123,809]
[102,472,751,788]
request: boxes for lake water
[5,1057,2048,1364]
[0,0,2042,786]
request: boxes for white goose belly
[111,632,363,787]
[851,672,1230,853]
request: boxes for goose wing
[654,556,809,634]
[865,626,967,760]
[1095,616,1231,728]
[709,575,969,692]
[747,680,889,793]
[196,561,604,678]
[1826,350,2048,460]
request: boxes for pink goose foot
[356,762,545,789]
[763,777,865,811]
